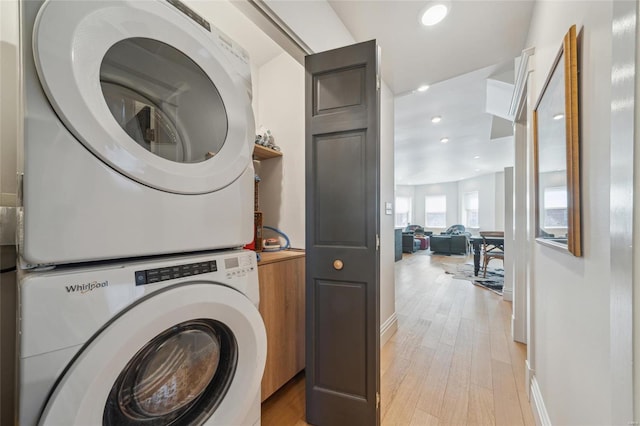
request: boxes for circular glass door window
[103,319,237,425]
[100,38,228,164]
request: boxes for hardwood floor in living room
[261,252,535,425]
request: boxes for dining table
[469,235,505,276]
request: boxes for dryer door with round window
[32,0,254,194]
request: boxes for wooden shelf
[253,144,283,160]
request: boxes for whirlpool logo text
[65,280,109,294]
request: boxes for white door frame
[609,0,637,423]
[510,48,535,350]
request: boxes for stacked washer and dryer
[17,0,266,424]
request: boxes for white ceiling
[326,0,534,95]
[325,0,535,185]
[394,64,515,185]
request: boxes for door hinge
[376,234,380,251]
[376,392,380,409]
[376,74,381,91]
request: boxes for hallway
[261,252,535,425]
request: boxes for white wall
[458,173,498,231]
[379,82,396,345]
[254,53,305,249]
[410,172,505,234]
[394,184,415,227]
[395,185,415,200]
[503,167,514,303]
[0,0,18,207]
[635,3,640,416]
[526,1,613,424]
[494,171,505,230]
[413,181,458,233]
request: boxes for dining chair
[480,231,504,278]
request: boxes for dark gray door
[305,40,380,426]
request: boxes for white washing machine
[18,0,256,268]
[18,249,266,426]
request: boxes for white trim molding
[509,47,535,118]
[530,375,552,426]
[609,0,637,423]
[380,312,398,348]
[502,287,513,302]
[231,0,311,65]
[512,59,535,346]
[525,360,533,400]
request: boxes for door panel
[314,131,367,246]
[305,40,380,426]
[315,280,367,397]
[314,66,366,114]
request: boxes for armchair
[403,225,432,251]
[402,232,420,253]
[404,224,424,234]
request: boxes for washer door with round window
[32,0,254,195]
[39,283,266,425]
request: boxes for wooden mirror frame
[533,25,581,256]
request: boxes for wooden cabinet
[257,250,305,401]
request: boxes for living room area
[394,169,510,295]
[396,169,507,246]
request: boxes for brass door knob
[333,260,344,270]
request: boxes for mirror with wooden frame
[533,25,581,256]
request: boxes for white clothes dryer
[18,249,266,426]
[18,0,256,268]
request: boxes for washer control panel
[135,260,218,286]
[224,254,254,279]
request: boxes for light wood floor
[261,252,535,425]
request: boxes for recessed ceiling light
[553,113,564,120]
[440,137,449,143]
[474,155,480,159]
[420,3,450,26]
[431,116,442,123]
[417,85,430,92]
